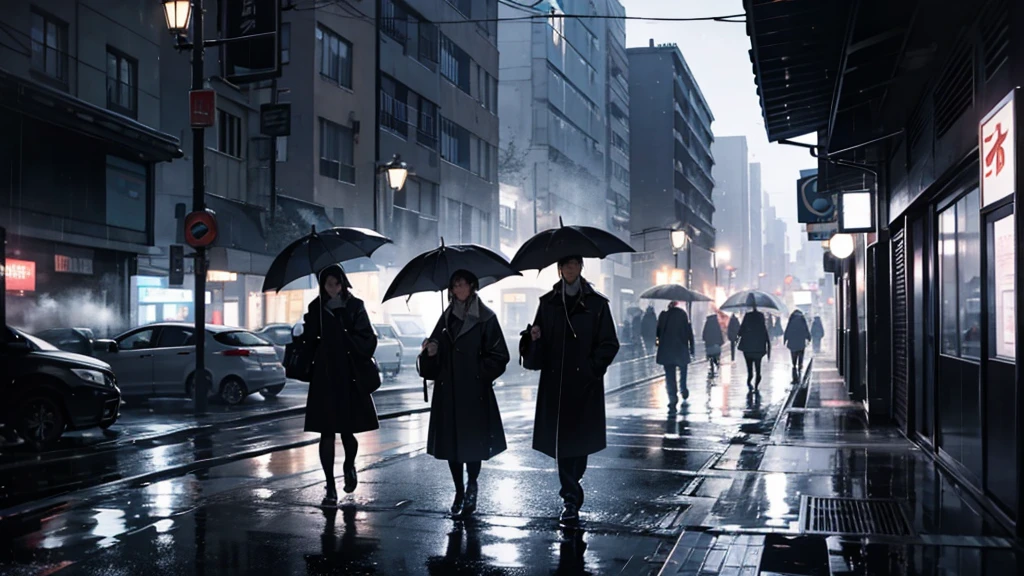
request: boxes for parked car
[388,315,428,364]
[2,325,121,446]
[93,323,286,405]
[373,324,403,378]
[35,327,98,357]
[256,323,293,346]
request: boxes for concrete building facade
[711,136,750,290]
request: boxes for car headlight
[72,368,107,386]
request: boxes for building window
[440,117,470,170]
[317,25,352,89]
[30,10,68,82]
[105,48,137,117]
[276,136,287,162]
[471,137,493,182]
[476,67,497,113]
[499,204,515,231]
[380,76,410,138]
[440,34,470,93]
[319,119,355,184]
[938,189,981,359]
[990,212,1015,360]
[417,20,439,67]
[381,0,408,44]
[217,110,243,158]
[417,98,438,150]
[280,22,291,64]
[106,155,147,232]
[446,0,472,17]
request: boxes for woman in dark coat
[418,270,509,518]
[727,314,741,361]
[784,310,811,382]
[303,265,379,505]
[737,294,771,390]
[702,313,725,377]
[811,316,825,353]
[522,255,620,524]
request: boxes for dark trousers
[558,455,588,507]
[743,354,763,386]
[665,363,689,405]
[791,349,805,381]
[730,340,738,361]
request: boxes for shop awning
[0,67,183,162]
[278,195,336,232]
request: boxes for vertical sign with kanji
[980,91,1016,207]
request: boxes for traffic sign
[184,210,218,248]
[189,89,216,127]
[260,103,291,136]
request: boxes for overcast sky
[620,0,814,251]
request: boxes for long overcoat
[737,310,771,358]
[303,295,380,434]
[523,279,620,459]
[656,307,695,366]
[727,315,741,342]
[418,298,509,462]
[784,312,811,351]
[702,314,725,356]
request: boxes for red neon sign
[5,259,36,292]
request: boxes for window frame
[217,110,243,158]
[30,9,69,84]
[105,46,138,118]
[317,25,353,89]
[318,118,356,184]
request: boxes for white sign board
[980,91,1016,207]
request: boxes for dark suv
[1,325,121,446]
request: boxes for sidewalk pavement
[658,352,1019,576]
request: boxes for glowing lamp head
[162,0,192,34]
[828,233,855,259]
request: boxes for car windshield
[262,329,291,345]
[13,328,60,351]
[394,320,423,336]
[375,325,396,338]
[214,331,271,347]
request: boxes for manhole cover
[799,496,912,536]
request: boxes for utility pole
[191,0,209,414]
[269,78,278,225]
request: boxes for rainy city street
[1,352,1018,575]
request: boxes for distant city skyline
[621,0,815,251]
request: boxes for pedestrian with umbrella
[727,313,741,361]
[301,265,380,505]
[702,310,725,377]
[512,218,631,525]
[736,294,771,390]
[384,241,518,519]
[784,310,811,382]
[656,301,695,408]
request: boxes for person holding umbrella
[727,313,741,361]
[522,255,620,525]
[418,269,509,519]
[302,265,380,505]
[656,301,695,408]
[784,310,811,382]
[702,311,725,378]
[737,294,771,390]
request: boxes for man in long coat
[522,255,619,525]
[656,302,695,410]
[727,314,741,361]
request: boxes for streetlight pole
[190,0,209,414]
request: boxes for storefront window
[938,189,982,359]
[990,213,1015,360]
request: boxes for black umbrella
[262,226,392,293]
[382,240,521,302]
[509,217,635,271]
[639,283,713,303]
[720,290,788,315]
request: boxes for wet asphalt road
[0,355,795,575]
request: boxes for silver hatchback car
[95,323,286,405]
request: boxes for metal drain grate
[799,496,913,536]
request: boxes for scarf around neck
[563,278,582,296]
[451,293,479,321]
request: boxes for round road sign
[184,209,218,248]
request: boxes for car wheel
[219,378,248,406]
[17,396,66,447]
[186,371,215,400]
[260,384,285,399]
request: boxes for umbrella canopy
[719,290,788,315]
[382,241,521,302]
[262,226,392,293]
[639,283,713,303]
[509,217,635,271]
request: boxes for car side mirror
[108,342,119,353]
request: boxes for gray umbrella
[720,290,788,315]
[639,283,713,302]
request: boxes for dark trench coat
[737,310,771,358]
[784,312,811,351]
[303,295,380,434]
[418,299,509,463]
[702,314,725,356]
[523,279,620,459]
[727,315,741,342]
[656,307,695,366]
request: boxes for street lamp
[161,0,191,35]
[381,154,410,191]
[829,233,855,259]
[757,271,766,289]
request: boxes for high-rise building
[712,136,750,290]
[627,41,715,295]
[749,162,763,279]
[498,0,632,321]
[762,191,789,296]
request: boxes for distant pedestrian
[737,294,771,390]
[522,255,620,525]
[702,312,725,377]
[771,316,784,342]
[811,316,825,353]
[641,305,658,356]
[656,302,695,410]
[302,265,379,506]
[727,314,741,361]
[784,310,811,382]
[631,310,643,357]
[419,270,510,518]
